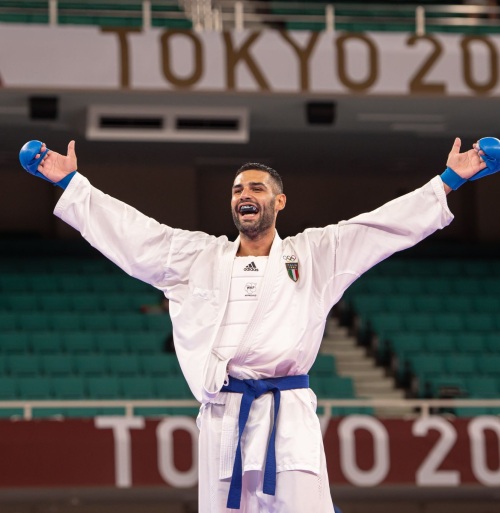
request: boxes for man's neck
[237,229,275,256]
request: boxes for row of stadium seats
[0,372,351,401]
[348,277,500,295]
[0,351,337,378]
[409,354,500,377]
[356,258,500,278]
[389,332,500,355]
[1,292,158,312]
[0,0,192,29]
[368,312,500,335]
[0,312,171,332]
[0,273,156,292]
[2,0,498,35]
[0,331,166,353]
[351,293,500,315]
[0,353,182,376]
[0,375,192,399]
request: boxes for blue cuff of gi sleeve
[55,171,77,189]
[440,167,467,190]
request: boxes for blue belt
[220,374,309,509]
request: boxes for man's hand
[36,140,77,183]
[446,137,486,180]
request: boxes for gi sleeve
[53,173,214,291]
[330,176,454,299]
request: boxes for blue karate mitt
[470,136,500,181]
[19,140,52,183]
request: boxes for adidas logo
[243,262,259,272]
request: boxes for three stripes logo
[243,262,259,272]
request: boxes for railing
[2,398,500,420]
[1,0,500,34]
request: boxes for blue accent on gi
[220,374,310,509]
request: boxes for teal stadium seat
[39,293,71,311]
[310,354,336,376]
[141,354,180,376]
[0,377,17,399]
[317,376,355,399]
[385,295,414,313]
[0,312,17,332]
[473,296,500,313]
[413,295,444,313]
[477,355,500,375]
[404,313,434,332]
[436,313,464,333]
[72,293,100,312]
[81,313,113,331]
[18,313,50,331]
[41,354,74,375]
[466,377,499,398]
[112,313,146,331]
[62,331,95,353]
[423,333,455,353]
[87,376,121,399]
[30,332,63,353]
[51,376,86,399]
[51,313,82,331]
[126,332,165,353]
[74,354,108,376]
[8,354,40,375]
[17,377,51,399]
[444,355,478,376]
[109,354,141,375]
[30,276,59,293]
[6,293,38,311]
[464,313,496,332]
[485,333,500,352]
[390,333,424,356]
[101,294,131,312]
[443,295,472,313]
[411,355,445,376]
[455,333,486,353]
[95,332,127,353]
[154,376,193,399]
[0,332,30,353]
[120,376,155,399]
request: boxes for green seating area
[0,252,193,418]
[1,1,499,35]
[309,354,373,416]
[344,257,500,416]
[271,1,500,35]
[0,248,364,418]
[0,0,192,29]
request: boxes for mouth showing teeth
[239,204,259,215]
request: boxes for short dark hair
[235,163,284,194]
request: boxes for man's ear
[276,193,286,211]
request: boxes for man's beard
[232,197,276,239]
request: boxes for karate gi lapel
[219,232,283,480]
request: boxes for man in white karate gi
[20,136,495,512]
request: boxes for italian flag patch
[286,262,299,282]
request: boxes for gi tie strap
[221,374,309,509]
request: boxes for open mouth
[239,204,259,217]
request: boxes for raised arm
[332,137,499,295]
[20,139,213,291]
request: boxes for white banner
[1,24,499,96]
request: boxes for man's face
[231,170,285,239]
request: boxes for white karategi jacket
[54,173,453,480]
